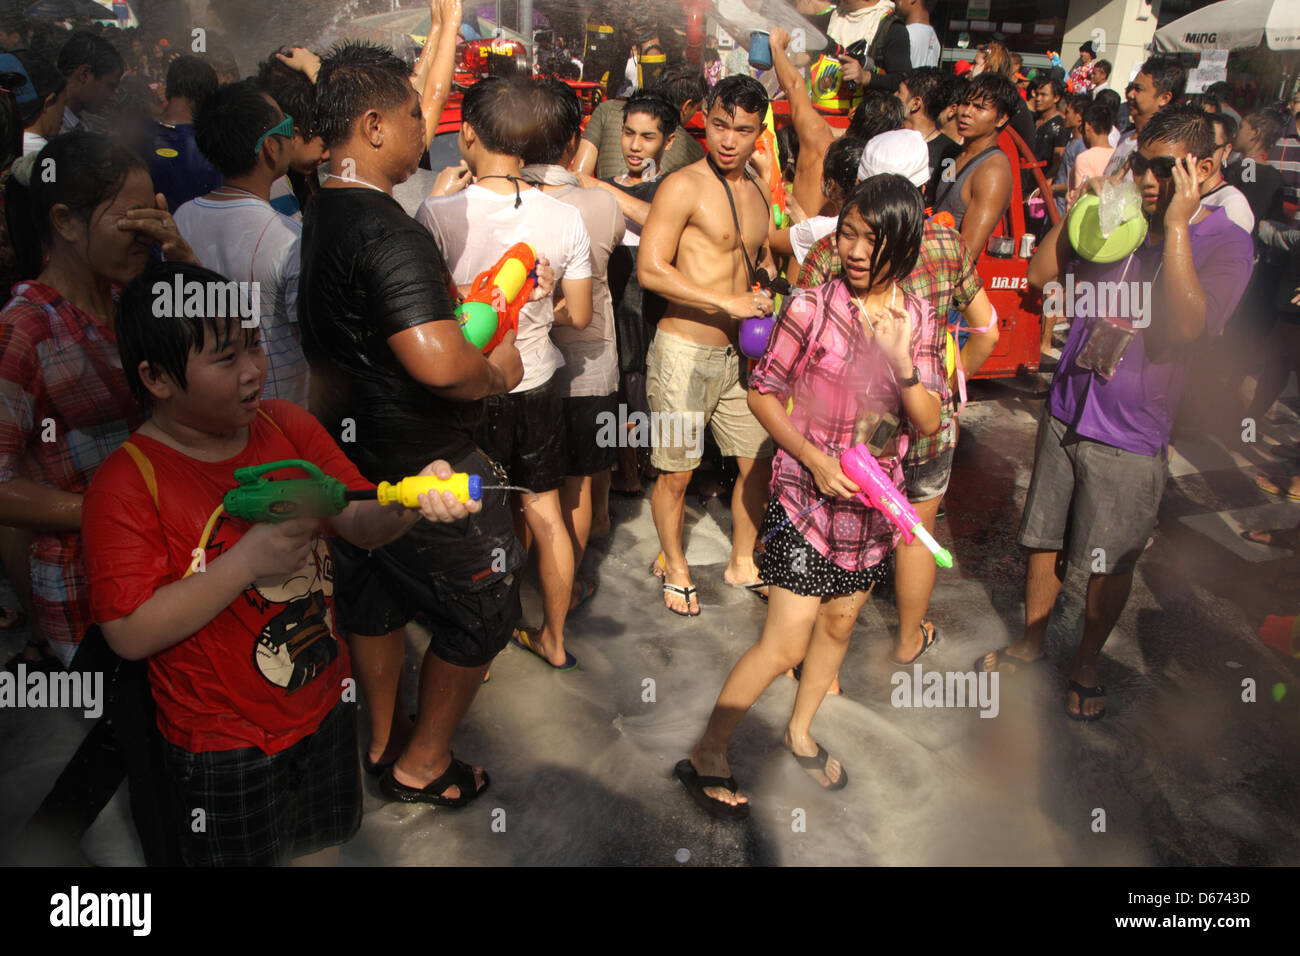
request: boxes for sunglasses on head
[253,113,294,155]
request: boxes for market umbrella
[1152,0,1300,53]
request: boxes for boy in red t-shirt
[82,261,480,866]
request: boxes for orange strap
[120,441,159,510]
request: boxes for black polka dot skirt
[755,499,891,598]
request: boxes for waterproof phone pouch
[1075,314,1135,380]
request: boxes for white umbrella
[1153,0,1300,53]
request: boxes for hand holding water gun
[456,242,538,354]
[223,459,487,525]
[840,443,954,568]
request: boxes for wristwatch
[896,367,921,388]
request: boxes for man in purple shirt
[978,106,1254,720]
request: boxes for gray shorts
[904,445,954,502]
[1017,410,1167,575]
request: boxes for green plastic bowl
[1067,192,1148,264]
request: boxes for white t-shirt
[21,131,46,156]
[790,215,838,265]
[906,23,940,68]
[418,184,593,393]
[1201,182,1255,235]
[173,195,309,406]
[1108,126,1120,148]
[60,106,80,134]
[827,0,896,50]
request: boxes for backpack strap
[120,441,160,510]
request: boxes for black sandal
[890,621,938,665]
[674,758,750,819]
[662,582,699,617]
[791,744,848,791]
[1065,680,1107,722]
[379,758,489,807]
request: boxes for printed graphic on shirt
[202,513,338,692]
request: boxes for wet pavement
[2,372,1299,866]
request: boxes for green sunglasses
[253,113,294,155]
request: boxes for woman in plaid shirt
[676,175,946,818]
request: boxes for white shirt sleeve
[565,211,593,281]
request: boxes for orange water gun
[455,242,537,354]
[754,105,787,228]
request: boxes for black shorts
[163,699,361,866]
[755,500,890,598]
[331,447,526,666]
[564,393,619,477]
[478,377,566,493]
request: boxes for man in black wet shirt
[299,41,530,808]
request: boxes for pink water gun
[840,443,954,568]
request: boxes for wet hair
[56,30,123,78]
[776,123,799,181]
[1139,55,1187,103]
[6,131,148,279]
[1207,109,1237,146]
[704,74,767,120]
[837,173,925,287]
[901,67,943,121]
[1093,59,1112,78]
[623,90,677,137]
[194,78,282,178]
[1094,88,1121,119]
[1137,104,1214,159]
[939,73,969,116]
[461,74,538,157]
[117,260,258,407]
[1083,101,1113,137]
[1063,92,1091,118]
[258,51,318,140]
[1033,77,1066,103]
[846,88,903,141]
[822,135,864,201]
[523,77,582,165]
[164,54,217,106]
[651,60,706,112]
[314,40,412,151]
[960,72,1020,121]
[1242,109,1284,153]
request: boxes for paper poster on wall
[966,0,991,19]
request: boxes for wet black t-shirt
[298,187,481,482]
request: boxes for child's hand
[413,459,482,521]
[234,517,318,585]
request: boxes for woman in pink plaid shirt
[676,174,946,818]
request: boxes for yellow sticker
[155,147,179,159]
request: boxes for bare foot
[689,746,748,806]
[976,640,1043,674]
[723,557,763,589]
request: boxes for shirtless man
[929,72,1017,260]
[638,75,776,616]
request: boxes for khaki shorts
[645,330,773,471]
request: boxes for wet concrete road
[3,373,1299,866]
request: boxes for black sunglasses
[1127,152,1206,180]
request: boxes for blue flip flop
[511,629,578,671]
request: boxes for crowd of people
[0,0,1294,860]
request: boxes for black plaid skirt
[162,699,362,866]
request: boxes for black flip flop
[662,582,699,617]
[1065,680,1106,722]
[674,758,749,819]
[890,622,938,665]
[791,744,848,791]
[379,758,489,807]
[974,646,1044,675]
